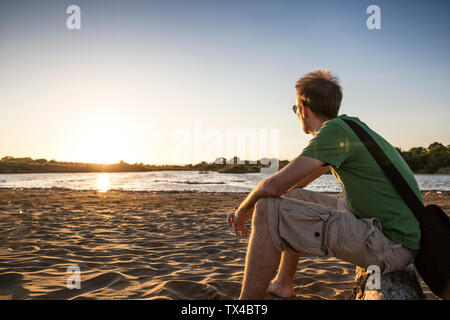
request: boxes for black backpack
[343,118,450,300]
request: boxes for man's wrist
[235,179,270,221]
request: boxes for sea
[0,171,448,193]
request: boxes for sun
[64,111,134,164]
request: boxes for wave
[153,179,225,185]
[176,181,225,185]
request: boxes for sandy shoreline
[0,188,448,300]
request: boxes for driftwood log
[350,264,426,300]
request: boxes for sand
[0,188,448,300]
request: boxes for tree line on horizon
[0,142,449,174]
[394,142,449,174]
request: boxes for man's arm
[286,165,329,191]
[228,156,324,236]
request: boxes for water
[0,172,448,193]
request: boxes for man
[227,70,421,300]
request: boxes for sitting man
[227,69,421,300]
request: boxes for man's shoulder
[332,114,361,126]
[320,114,357,136]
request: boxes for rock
[350,264,425,300]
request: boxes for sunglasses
[292,100,307,114]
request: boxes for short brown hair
[295,70,342,119]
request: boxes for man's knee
[253,197,269,225]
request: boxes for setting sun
[62,106,144,164]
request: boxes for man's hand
[227,205,251,237]
[225,155,324,237]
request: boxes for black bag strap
[342,119,427,224]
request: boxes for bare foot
[267,281,296,298]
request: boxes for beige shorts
[266,188,415,274]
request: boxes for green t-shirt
[301,114,421,250]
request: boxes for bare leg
[267,251,300,298]
[264,188,337,298]
[239,198,281,300]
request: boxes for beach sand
[0,188,448,300]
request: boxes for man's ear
[301,105,309,118]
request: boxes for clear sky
[0,0,449,164]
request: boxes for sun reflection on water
[97,173,111,192]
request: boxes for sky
[0,0,449,165]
